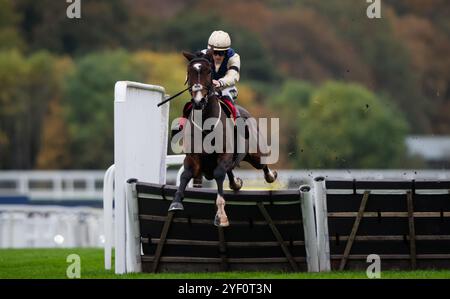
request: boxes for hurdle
[103,81,322,274]
[313,177,450,270]
[103,81,450,274]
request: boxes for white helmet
[208,30,231,51]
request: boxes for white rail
[1,169,448,202]
[0,205,103,248]
[0,170,105,200]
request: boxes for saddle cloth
[179,97,237,127]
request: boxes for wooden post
[407,191,417,270]
[152,211,175,273]
[257,202,299,271]
[339,191,370,271]
[218,227,228,271]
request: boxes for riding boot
[224,96,240,119]
[234,106,241,118]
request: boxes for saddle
[180,97,238,127]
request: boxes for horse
[168,50,278,227]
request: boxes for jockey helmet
[208,30,231,51]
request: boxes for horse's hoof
[265,170,278,183]
[220,220,230,227]
[273,170,278,181]
[214,214,220,227]
[230,177,243,191]
[214,214,230,227]
[168,201,184,211]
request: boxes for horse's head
[183,50,214,110]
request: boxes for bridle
[187,57,222,131]
[156,55,215,108]
[187,57,214,107]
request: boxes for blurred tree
[0,50,28,169]
[0,0,25,50]
[295,0,433,133]
[265,8,372,85]
[132,51,188,126]
[1,0,447,170]
[159,12,278,82]
[272,80,314,167]
[296,82,409,169]
[123,0,187,19]
[231,30,280,82]
[64,50,144,169]
[158,12,222,52]
[35,96,72,169]
[195,0,275,35]
[391,14,450,134]
[36,57,74,169]
[196,0,369,84]
[385,0,450,35]
[14,0,129,54]
[273,80,314,108]
[0,50,62,169]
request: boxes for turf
[0,248,449,279]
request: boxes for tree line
[0,0,447,169]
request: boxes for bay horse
[168,50,278,227]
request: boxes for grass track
[0,249,449,279]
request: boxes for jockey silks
[212,48,236,80]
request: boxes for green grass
[0,248,449,279]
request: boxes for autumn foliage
[0,0,448,169]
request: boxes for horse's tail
[235,105,251,119]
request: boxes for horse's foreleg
[168,168,193,211]
[214,164,229,227]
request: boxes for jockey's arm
[218,53,240,88]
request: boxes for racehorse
[168,50,278,227]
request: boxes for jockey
[204,30,241,117]
[172,30,241,136]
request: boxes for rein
[157,86,190,107]
[157,57,214,107]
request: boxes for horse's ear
[182,51,196,61]
[204,49,213,62]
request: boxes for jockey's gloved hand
[212,80,221,89]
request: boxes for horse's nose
[192,84,202,92]
[193,90,204,106]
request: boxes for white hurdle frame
[299,185,319,272]
[103,82,185,274]
[313,177,331,271]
